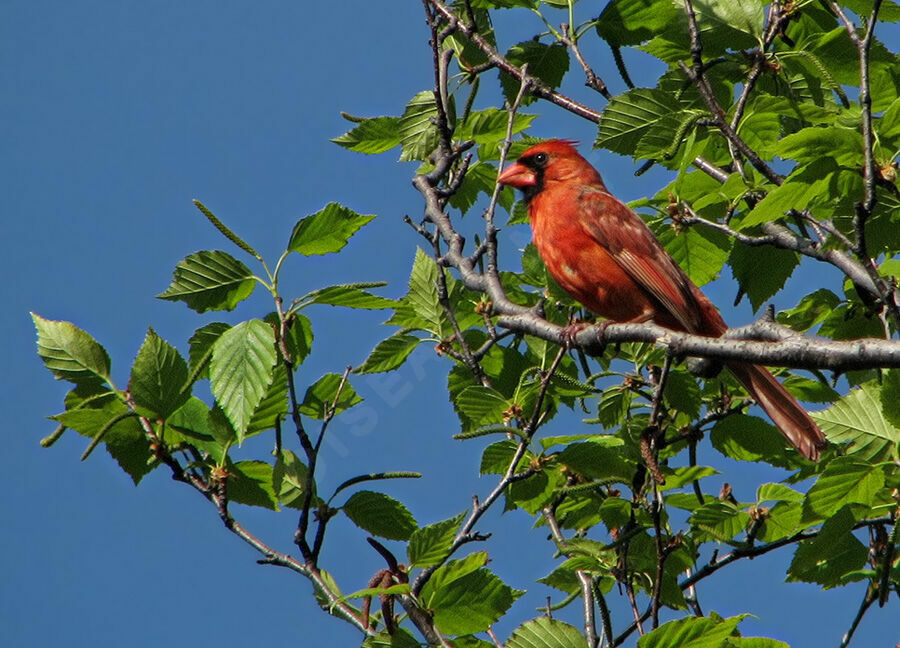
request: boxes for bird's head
[497,139,603,201]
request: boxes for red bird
[497,139,826,461]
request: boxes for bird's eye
[533,153,549,166]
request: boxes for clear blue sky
[3,2,896,646]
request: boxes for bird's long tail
[725,362,826,461]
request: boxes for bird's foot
[560,320,607,354]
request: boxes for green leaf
[288,203,375,256]
[729,243,800,312]
[596,88,680,156]
[52,399,153,484]
[427,567,524,635]
[407,512,465,567]
[129,328,189,420]
[209,319,277,441]
[637,614,749,648]
[273,449,312,510]
[557,441,634,483]
[32,314,111,386]
[156,250,256,313]
[882,370,900,429]
[595,0,680,46]
[710,414,796,468]
[341,491,417,540]
[298,372,362,419]
[228,460,278,510]
[803,456,885,522]
[453,385,510,431]
[689,501,751,543]
[331,114,401,154]
[657,224,731,288]
[356,333,420,374]
[740,159,837,229]
[246,363,288,436]
[774,126,863,167]
[297,282,394,310]
[480,440,525,475]
[500,41,569,105]
[757,483,803,504]
[812,382,900,461]
[776,289,841,332]
[506,617,585,648]
[398,91,444,162]
[188,322,230,380]
[788,506,867,588]
[658,465,719,491]
[664,371,702,418]
[455,109,536,145]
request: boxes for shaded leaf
[228,460,278,510]
[298,372,362,419]
[341,491,417,540]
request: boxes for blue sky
[3,2,897,646]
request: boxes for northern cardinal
[497,139,826,461]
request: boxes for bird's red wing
[576,188,701,332]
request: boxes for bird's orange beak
[497,162,536,188]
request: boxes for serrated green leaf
[658,465,719,491]
[558,441,634,483]
[398,91,444,162]
[776,289,841,332]
[596,88,680,156]
[757,483,803,503]
[209,319,277,441]
[427,567,524,636]
[882,370,900,429]
[32,314,111,386]
[298,372,362,419]
[455,109,535,145]
[803,456,885,521]
[288,203,375,256]
[637,614,749,648]
[500,41,569,106]
[156,250,255,313]
[480,439,525,475]
[407,512,465,567]
[729,243,800,312]
[356,333,420,374]
[341,490,417,540]
[51,398,153,484]
[129,328,189,420]
[228,460,278,510]
[656,223,731,288]
[710,414,797,468]
[812,382,900,461]
[188,322,230,380]
[595,0,680,46]
[740,159,836,229]
[788,505,867,588]
[331,114,401,154]
[246,363,288,436]
[506,616,585,648]
[690,501,751,543]
[454,385,510,430]
[774,126,863,167]
[298,282,394,310]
